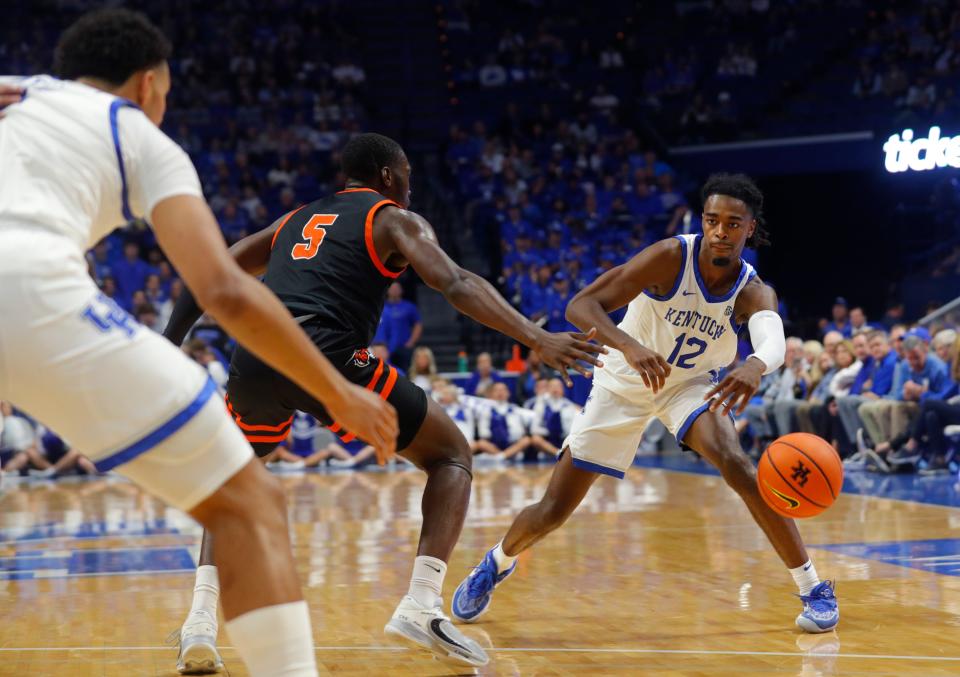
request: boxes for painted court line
[0,646,958,661]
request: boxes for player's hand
[0,84,23,117]
[533,327,608,387]
[621,341,671,394]
[705,357,764,416]
[327,383,398,465]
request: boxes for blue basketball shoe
[452,547,517,622]
[796,580,839,633]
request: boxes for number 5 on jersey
[292,214,337,260]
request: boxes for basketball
[757,433,843,518]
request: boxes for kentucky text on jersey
[663,307,727,341]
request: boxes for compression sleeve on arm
[746,310,785,375]
[162,285,204,346]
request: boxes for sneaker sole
[796,615,838,634]
[178,643,223,674]
[384,619,488,667]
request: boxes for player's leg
[453,384,646,623]
[1,270,317,675]
[179,432,282,675]
[681,409,838,633]
[381,396,490,666]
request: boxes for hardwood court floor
[2,457,960,675]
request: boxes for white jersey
[595,234,756,397]
[0,75,202,251]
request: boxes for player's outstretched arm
[565,238,682,393]
[704,278,784,415]
[162,219,281,344]
[152,195,398,461]
[384,209,605,386]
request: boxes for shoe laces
[797,580,836,613]
[466,559,498,598]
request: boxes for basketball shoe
[384,595,489,667]
[796,580,839,633]
[170,609,222,674]
[451,547,517,622]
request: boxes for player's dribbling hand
[704,357,764,416]
[534,327,608,387]
[622,341,671,394]
[328,384,399,465]
[0,84,23,118]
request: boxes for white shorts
[563,375,716,479]
[0,229,252,511]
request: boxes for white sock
[187,565,220,623]
[790,560,821,596]
[225,601,316,677]
[407,555,446,608]
[492,541,517,574]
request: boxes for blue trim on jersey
[728,269,758,333]
[570,456,626,479]
[691,235,749,303]
[108,99,140,222]
[643,235,688,302]
[93,377,217,472]
[676,401,712,445]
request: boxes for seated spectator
[933,329,958,365]
[848,306,874,335]
[434,380,481,453]
[266,411,319,471]
[135,302,161,333]
[112,241,153,310]
[852,329,902,448]
[834,332,880,447]
[772,340,824,435]
[408,347,438,392]
[807,340,860,456]
[868,332,950,466]
[518,352,552,403]
[882,336,960,473]
[464,352,505,396]
[745,337,803,451]
[794,351,838,434]
[544,272,577,333]
[529,378,580,455]
[28,428,98,479]
[475,382,534,460]
[0,401,40,478]
[822,297,852,338]
[185,338,229,390]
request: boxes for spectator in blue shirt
[520,264,551,320]
[848,307,876,335]
[861,333,947,457]
[544,272,577,333]
[822,297,852,338]
[854,329,904,447]
[112,241,154,310]
[464,352,505,396]
[379,282,422,370]
[835,332,873,444]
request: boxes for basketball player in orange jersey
[161,132,606,669]
[453,174,839,634]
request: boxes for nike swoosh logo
[803,563,812,571]
[682,290,696,296]
[430,618,469,651]
[765,481,800,510]
[424,564,442,573]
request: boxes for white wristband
[746,310,785,375]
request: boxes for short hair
[54,9,171,86]
[340,133,405,184]
[866,329,889,343]
[701,173,771,248]
[933,329,958,348]
[902,335,926,352]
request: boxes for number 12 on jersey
[667,332,707,369]
[292,214,338,260]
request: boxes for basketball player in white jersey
[452,174,839,633]
[0,9,398,676]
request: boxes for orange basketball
[757,432,843,518]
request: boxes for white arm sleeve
[747,310,785,375]
[122,109,203,220]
